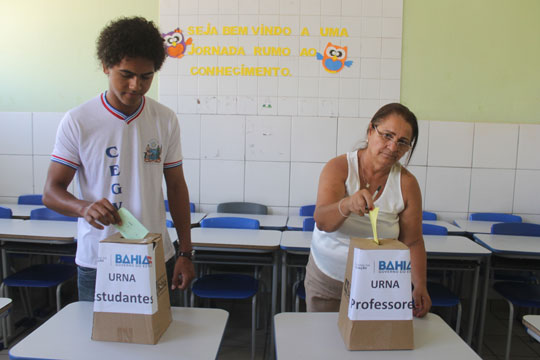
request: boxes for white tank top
[310,150,405,281]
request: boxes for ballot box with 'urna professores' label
[92,232,172,344]
[338,237,414,350]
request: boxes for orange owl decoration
[316,42,353,73]
[162,28,192,59]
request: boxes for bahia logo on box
[115,254,153,267]
[378,260,411,273]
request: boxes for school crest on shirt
[143,139,162,163]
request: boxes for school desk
[9,301,229,360]
[453,219,500,235]
[473,233,540,353]
[279,231,491,344]
[523,315,540,343]
[274,312,481,359]
[166,211,207,226]
[204,212,288,230]
[0,204,44,219]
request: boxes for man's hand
[171,256,195,290]
[82,198,122,230]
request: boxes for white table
[473,233,540,354]
[279,232,490,344]
[0,204,45,219]
[190,227,281,316]
[205,212,288,229]
[453,219,499,234]
[286,215,310,230]
[274,312,481,359]
[523,315,540,343]
[9,301,229,360]
[423,220,465,234]
[166,212,206,226]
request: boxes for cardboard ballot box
[92,232,172,344]
[338,237,414,350]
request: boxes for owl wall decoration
[316,42,353,73]
[162,28,192,59]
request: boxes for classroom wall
[1,0,539,223]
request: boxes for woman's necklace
[359,152,370,189]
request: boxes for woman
[305,103,431,317]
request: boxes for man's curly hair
[97,17,166,71]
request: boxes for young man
[43,17,194,302]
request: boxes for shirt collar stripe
[100,92,145,124]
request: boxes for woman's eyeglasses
[372,124,412,151]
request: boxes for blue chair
[164,200,195,212]
[488,222,540,360]
[302,217,315,232]
[299,205,315,217]
[423,224,462,333]
[422,211,437,220]
[17,194,43,205]
[1,208,77,329]
[0,207,13,219]
[217,202,268,215]
[191,217,260,360]
[30,208,78,222]
[469,212,522,223]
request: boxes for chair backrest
[422,211,437,220]
[469,212,522,223]
[302,217,315,231]
[200,217,260,229]
[217,202,268,215]
[0,206,12,219]
[422,223,448,235]
[491,222,540,236]
[30,208,78,222]
[164,200,195,212]
[299,205,316,217]
[18,194,43,205]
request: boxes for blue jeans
[77,257,179,304]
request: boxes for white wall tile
[260,0,279,14]
[337,117,370,154]
[178,114,201,159]
[246,116,291,161]
[179,0,198,14]
[291,117,337,162]
[382,17,402,38]
[318,98,339,117]
[320,0,341,15]
[178,96,198,114]
[159,74,178,96]
[380,58,401,79]
[217,96,238,114]
[407,165,427,208]
[428,121,474,167]
[33,155,51,195]
[360,79,380,99]
[340,78,361,98]
[0,112,32,155]
[363,0,383,17]
[381,38,402,59]
[298,78,319,97]
[407,120,429,166]
[219,0,238,14]
[200,159,244,203]
[33,112,63,155]
[358,99,381,117]
[278,77,299,97]
[383,0,403,17]
[297,98,319,116]
[341,0,362,16]
[200,115,245,160]
[237,77,258,96]
[237,96,258,114]
[238,0,258,14]
[338,99,359,118]
[245,161,290,206]
[300,0,321,15]
[513,170,540,214]
[182,159,200,205]
[159,95,178,113]
[425,167,471,212]
[360,38,382,58]
[161,0,179,15]
[280,0,300,15]
[198,96,218,114]
[379,79,400,99]
[258,97,278,115]
[361,17,382,37]
[289,162,325,206]
[517,124,540,170]
[0,155,34,196]
[198,0,219,14]
[360,58,381,79]
[469,168,515,213]
[178,76,198,96]
[277,97,298,116]
[473,123,518,169]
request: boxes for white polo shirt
[51,92,181,268]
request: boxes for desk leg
[466,262,480,345]
[476,256,491,354]
[281,251,287,313]
[272,251,278,317]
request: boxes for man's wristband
[177,249,195,261]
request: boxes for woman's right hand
[82,198,122,229]
[342,188,375,216]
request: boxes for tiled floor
[1,297,539,359]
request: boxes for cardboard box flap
[100,232,161,245]
[351,237,409,250]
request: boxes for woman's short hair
[368,103,419,165]
[96,17,166,71]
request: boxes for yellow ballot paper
[368,207,380,245]
[114,208,149,239]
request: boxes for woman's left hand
[412,284,431,317]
